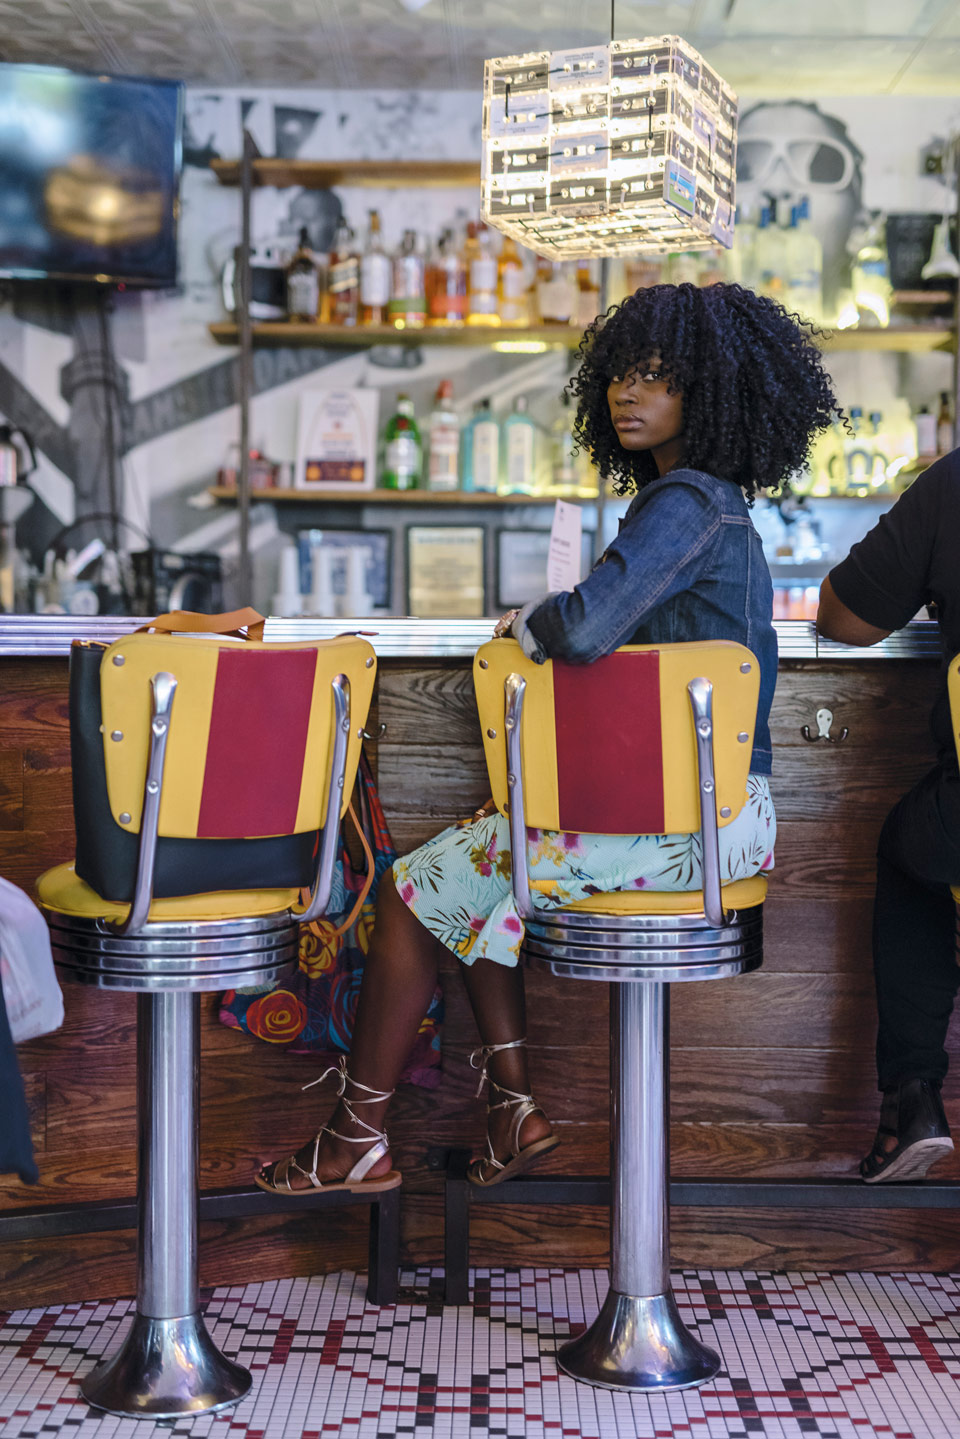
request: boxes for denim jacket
[513,468,776,775]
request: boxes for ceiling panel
[0,0,954,93]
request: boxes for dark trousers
[874,761,960,1091]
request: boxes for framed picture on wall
[495,526,594,610]
[407,525,485,618]
[297,528,393,611]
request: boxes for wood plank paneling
[2,652,959,1312]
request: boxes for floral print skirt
[393,775,776,969]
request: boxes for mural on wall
[0,87,956,610]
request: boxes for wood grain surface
[1,653,955,1311]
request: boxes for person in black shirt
[818,451,960,1182]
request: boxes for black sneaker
[860,1077,954,1184]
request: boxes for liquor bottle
[497,236,528,327]
[389,229,426,329]
[426,380,460,492]
[380,394,422,490]
[426,229,467,326]
[500,395,538,495]
[785,196,823,324]
[868,411,891,492]
[360,209,392,327]
[549,393,580,496]
[286,225,320,322]
[460,399,499,493]
[851,215,892,328]
[465,221,499,326]
[937,391,953,454]
[727,204,757,290]
[753,204,784,301]
[536,258,576,324]
[916,404,937,458]
[843,406,872,495]
[328,220,359,326]
[575,259,601,327]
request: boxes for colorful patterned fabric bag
[218,752,443,1087]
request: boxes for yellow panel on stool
[530,874,767,915]
[36,861,299,924]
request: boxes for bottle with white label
[360,209,392,326]
[427,380,460,492]
[466,221,499,326]
[500,395,538,495]
[460,400,500,493]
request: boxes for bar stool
[473,639,766,1393]
[35,629,376,1419]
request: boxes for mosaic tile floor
[3,1268,960,1439]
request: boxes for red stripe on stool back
[196,648,318,838]
[553,651,664,834]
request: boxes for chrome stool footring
[558,983,720,1392]
[81,991,251,1417]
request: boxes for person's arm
[817,468,939,648]
[817,575,892,646]
[511,477,722,664]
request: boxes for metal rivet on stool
[147,781,159,794]
[740,662,751,673]
[118,812,131,824]
[112,654,125,666]
[487,727,497,738]
[365,657,374,668]
[110,730,123,742]
[479,658,489,668]
[720,806,731,818]
[737,731,749,743]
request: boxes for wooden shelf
[210,158,479,189]
[820,326,954,352]
[209,487,579,506]
[209,320,955,353]
[208,321,580,348]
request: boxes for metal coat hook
[360,723,387,742]
[801,707,848,744]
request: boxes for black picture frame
[495,526,594,610]
[297,527,393,610]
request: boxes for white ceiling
[0,0,959,94]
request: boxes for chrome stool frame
[42,667,352,1418]
[502,668,764,1393]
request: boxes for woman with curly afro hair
[256,282,841,1201]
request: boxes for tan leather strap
[301,801,375,940]
[136,608,266,641]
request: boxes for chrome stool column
[48,911,299,1417]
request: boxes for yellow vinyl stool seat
[37,861,300,924]
[533,874,768,916]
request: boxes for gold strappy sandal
[255,1056,401,1195]
[467,1038,560,1188]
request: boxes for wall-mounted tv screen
[0,63,183,287]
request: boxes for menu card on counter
[407,526,485,618]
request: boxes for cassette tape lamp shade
[481,36,737,258]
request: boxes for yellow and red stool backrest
[98,631,376,840]
[473,639,759,836]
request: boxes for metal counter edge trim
[0,615,943,661]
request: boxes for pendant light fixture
[481,32,738,259]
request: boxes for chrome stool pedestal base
[47,910,298,1419]
[559,1290,719,1393]
[81,1313,251,1418]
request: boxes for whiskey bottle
[389,229,426,329]
[286,225,320,322]
[328,220,360,326]
[360,209,392,326]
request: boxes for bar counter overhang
[0,612,954,1311]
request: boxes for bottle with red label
[427,380,460,492]
[426,229,467,326]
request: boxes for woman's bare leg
[458,957,553,1166]
[258,868,445,1188]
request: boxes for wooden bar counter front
[0,616,951,1309]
